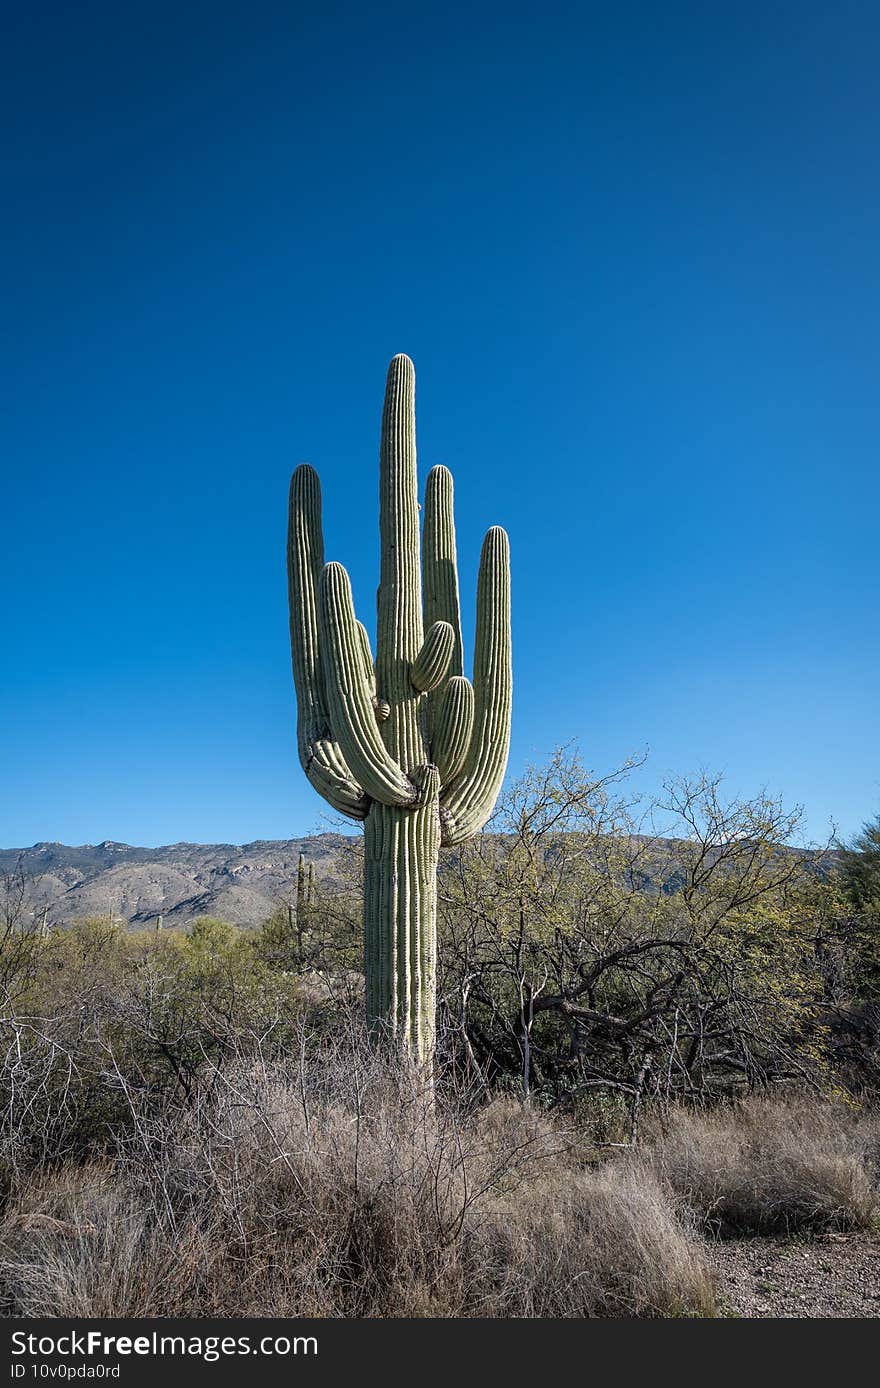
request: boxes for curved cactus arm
[376,355,424,771]
[319,561,417,807]
[431,675,474,785]
[287,465,369,819]
[411,619,455,692]
[305,737,371,816]
[422,465,463,676]
[439,526,511,845]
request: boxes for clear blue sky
[2,1,877,848]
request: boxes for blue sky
[2,1,877,848]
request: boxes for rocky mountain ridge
[2,833,825,933]
[0,835,354,930]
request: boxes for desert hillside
[0,835,353,929]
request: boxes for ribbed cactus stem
[432,675,475,785]
[288,467,369,820]
[296,851,306,920]
[423,464,464,740]
[440,527,512,845]
[365,775,440,1062]
[377,356,423,769]
[355,621,378,704]
[319,562,416,806]
[423,466,463,675]
[411,620,455,692]
[287,354,512,1064]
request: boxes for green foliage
[0,915,310,1173]
[182,915,240,954]
[840,815,880,908]
[824,815,880,1007]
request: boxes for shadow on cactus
[287,354,512,1064]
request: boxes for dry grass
[464,1163,712,1317]
[0,1038,714,1318]
[641,1096,880,1236]
[0,1165,203,1317]
[5,1026,875,1317]
[3,1049,871,1310]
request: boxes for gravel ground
[711,1232,880,1317]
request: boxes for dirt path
[711,1232,880,1317]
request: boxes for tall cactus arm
[376,355,424,772]
[287,466,369,819]
[431,675,474,784]
[411,619,455,692]
[422,465,463,676]
[319,561,417,807]
[356,619,391,722]
[439,526,511,845]
[355,620,377,692]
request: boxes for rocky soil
[711,1231,880,1317]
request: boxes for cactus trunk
[364,797,440,1063]
[287,355,511,1065]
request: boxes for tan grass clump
[643,1096,880,1236]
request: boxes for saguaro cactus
[287,355,511,1063]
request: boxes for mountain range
[0,836,354,930]
[2,833,827,934]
